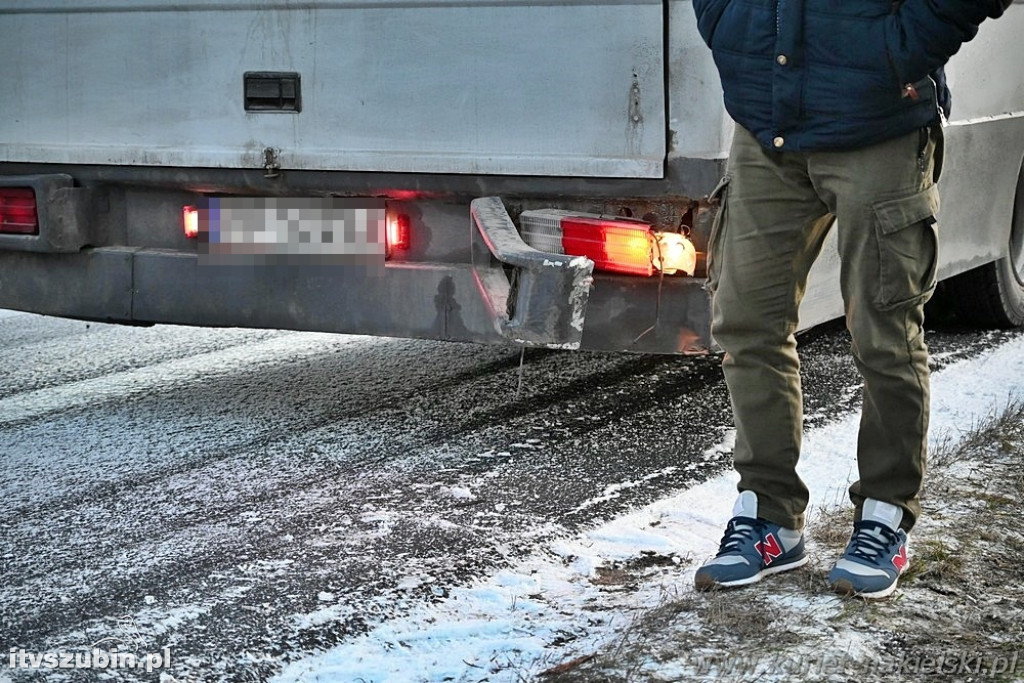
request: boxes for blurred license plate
[198,197,386,265]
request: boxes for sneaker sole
[830,560,908,600]
[830,577,899,600]
[694,555,809,591]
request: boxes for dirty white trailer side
[0,0,1022,354]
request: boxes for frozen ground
[275,335,1024,682]
[0,308,1020,682]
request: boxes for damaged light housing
[519,209,696,277]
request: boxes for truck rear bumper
[0,180,712,354]
[0,249,712,354]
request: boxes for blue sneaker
[828,498,909,599]
[694,491,807,591]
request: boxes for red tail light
[0,188,39,235]
[183,205,199,238]
[386,213,410,252]
[561,217,655,276]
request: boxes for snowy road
[0,310,1019,682]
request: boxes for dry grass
[900,538,966,583]
[928,398,1024,468]
[697,590,779,639]
[807,504,854,550]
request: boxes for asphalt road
[0,310,1019,682]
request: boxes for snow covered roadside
[275,334,1024,683]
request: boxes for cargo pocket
[704,174,731,294]
[872,184,940,309]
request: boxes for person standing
[691,0,1011,598]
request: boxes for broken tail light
[519,209,696,277]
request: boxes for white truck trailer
[1,0,1022,354]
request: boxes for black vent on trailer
[244,72,301,112]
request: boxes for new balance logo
[892,545,908,572]
[755,533,782,565]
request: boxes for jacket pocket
[704,174,732,294]
[871,184,940,309]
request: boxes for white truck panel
[666,1,732,161]
[944,10,1024,124]
[0,0,666,177]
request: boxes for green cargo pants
[708,125,941,532]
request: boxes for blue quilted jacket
[693,0,1010,151]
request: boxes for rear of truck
[0,0,733,354]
